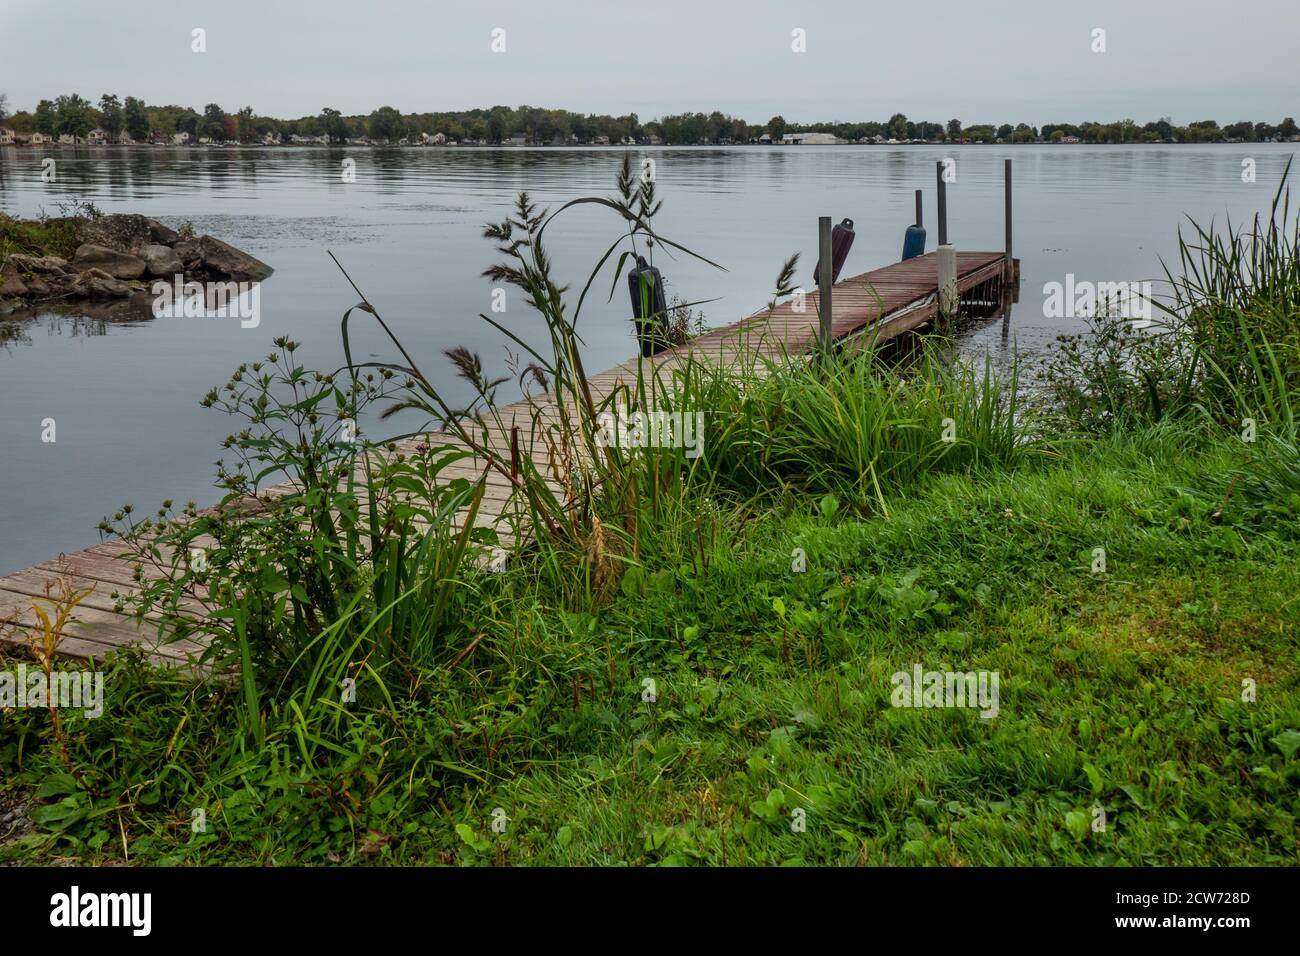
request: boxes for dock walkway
[0,250,1016,666]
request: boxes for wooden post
[936,160,948,246]
[914,189,923,227]
[937,243,957,317]
[1004,158,1013,281]
[818,215,833,351]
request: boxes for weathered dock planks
[0,250,1017,667]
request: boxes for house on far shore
[591,134,610,145]
[29,132,49,145]
[57,133,86,145]
[262,131,281,145]
[0,127,14,145]
[782,131,843,145]
[504,134,529,146]
[758,133,773,144]
[87,128,108,146]
[116,130,134,145]
[172,131,191,145]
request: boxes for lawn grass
[3,427,1296,865]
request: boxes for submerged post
[818,215,833,350]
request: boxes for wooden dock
[0,250,1018,666]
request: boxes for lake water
[0,143,1294,573]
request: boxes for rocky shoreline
[0,213,272,313]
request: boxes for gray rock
[143,243,185,278]
[173,239,202,268]
[91,277,132,297]
[148,219,181,245]
[76,213,153,254]
[73,243,147,280]
[0,272,28,297]
[198,235,273,281]
[75,268,131,297]
[8,254,72,275]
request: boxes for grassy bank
[0,212,82,263]
[2,164,1298,866]
[2,428,1297,865]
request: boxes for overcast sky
[4,0,1296,125]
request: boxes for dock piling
[936,161,948,246]
[937,243,957,317]
[818,215,833,350]
[1004,158,1013,281]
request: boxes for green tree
[368,105,404,142]
[946,118,962,141]
[236,106,256,142]
[124,96,149,140]
[318,107,349,143]
[98,93,123,135]
[54,94,93,137]
[486,106,510,143]
[886,113,909,140]
[766,115,786,140]
[201,103,227,140]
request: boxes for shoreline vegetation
[1,93,1297,147]
[1,161,1298,866]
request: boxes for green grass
[3,167,1298,867]
[3,427,1297,865]
[0,213,81,263]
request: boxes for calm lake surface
[0,143,1294,573]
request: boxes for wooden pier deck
[0,250,1017,666]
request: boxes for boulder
[198,235,273,281]
[0,272,27,298]
[73,243,147,280]
[74,268,130,297]
[172,239,202,268]
[148,219,181,245]
[76,214,153,254]
[41,272,81,296]
[143,243,185,278]
[8,254,72,276]
[89,276,131,297]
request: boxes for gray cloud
[3,0,1296,123]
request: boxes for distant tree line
[3,94,1297,146]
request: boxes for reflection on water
[2,297,156,342]
[0,143,1295,572]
